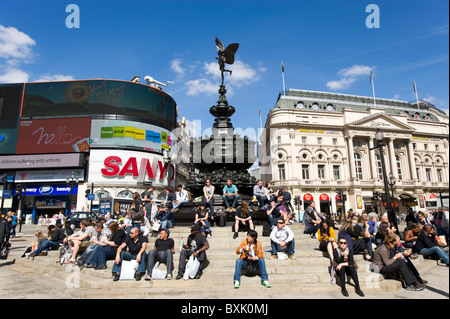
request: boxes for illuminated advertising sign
[88,149,175,187]
[90,119,172,153]
[16,117,91,154]
[0,84,23,155]
[21,80,177,130]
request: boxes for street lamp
[371,129,398,231]
[388,173,396,200]
[163,150,173,186]
[438,188,444,209]
[66,172,79,216]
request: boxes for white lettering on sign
[100,156,174,181]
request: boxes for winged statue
[215,37,239,85]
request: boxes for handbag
[0,245,8,260]
[244,258,259,273]
[131,208,145,223]
[183,255,200,280]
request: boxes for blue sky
[0,0,448,136]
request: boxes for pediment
[347,113,415,132]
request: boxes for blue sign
[16,184,78,196]
[2,190,12,199]
[87,194,95,201]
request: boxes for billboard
[21,80,177,130]
[90,119,172,153]
[16,117,91,154]
[0,84,23,155]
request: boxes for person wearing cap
[176,224,210,280]
[145,228,174,280]
[155,202,175,230]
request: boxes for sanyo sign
[89,150,175,186]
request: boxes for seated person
[415,225,449,266]
[317,220,337,264]
[233,230,271,289]
[154,203,175,231]
[372,234,424,291]
[253,179,268,208]
[392,234,427,285]
[63,220,96,263]
[333,238,364,297]
[266,200,281,226]
[233,201,254,239]
[29,224,66,257]
[417,211,431,226]
[223,179,239,212]
[356,215,374,260]
[76,221,107,267]
[194,203,211,237]
[112,227,148,281]
[368,215,377,235]
[303,202,322,237]
[145,228,174,281]
[176,224,210,280]
[269,218,295,260]
[403,223,420,250]
[172,184,188,212]
[264,182,277,203]
[338,218,372,261]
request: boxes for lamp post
[388,173,396,201]
[371,129,398,231]
[438,188,444,209]
[163,150,173,187]
[66,172,79,216]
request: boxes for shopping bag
[183,255,200,280]
[151,262,167,280]
[119,260,138,280]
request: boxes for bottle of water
[179,237,183,252]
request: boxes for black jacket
[0,218,11,247]
[415,231,438,252]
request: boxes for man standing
[269,218,296,260]
[112,227,148,281]
[176,224,210,280]
[143,186,155,220]
[223,179,239,212]
[146,228,174,280]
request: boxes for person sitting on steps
[222,179,239,213]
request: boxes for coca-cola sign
[16,117,91,154]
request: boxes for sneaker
[233,232,238,239]
[144,274,152,281]
[167,274,172,280]
[288,254,296,260]
[176,273,183,280]
[261,280,271,288]
[270,255,278,260]
[232,207,236,212]
[113,273,120,282]
[405,284,421,291]
[234,281,240,289]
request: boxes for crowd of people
[1,179,449,296]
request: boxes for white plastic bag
[183,255,200,280]
[151,262,167,280]
[119,260,138,280]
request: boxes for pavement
[1,224,449,301]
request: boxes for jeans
[173,199,188,209]
[266,214,281,226]
[223,195,238,208]
[178,249,207,275]
[233,258,268,282]
[31,240,60,255]
[77,244,97,264]
[364,236,375,253]
[203,197,215,217]
[304,224,320,236]
[112,251,147,274]
[161,220,173,230]
[88,245,117,267]
[419,246,449,264]
[271,240,295,255]
[379,259,417,286]
[147,249,174,275]
[255,195,267,208]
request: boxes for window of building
[277,136,281,144]
[278,164,286,181]
[94,190,111,200]
[413,143,417,150]
[437,169,443,183]
[333,165,341,180]
[396,156,403,180]
[354,153,363,180]
[353,140,362,148]
[117,190,133,198]
[317,137,322,145]
[375,155,383,179]
[416,167,420,180]
[302,136,307,144]
[318,165,325,179]
[332,138,338,146]
[426,168,432,182]
[436,144,439,151]
[302,164,310,180]
[424,144,428,151]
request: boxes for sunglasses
[339,242,347,245]
[277,222,285,224]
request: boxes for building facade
[259,89,449,217]
[0,79,188,221]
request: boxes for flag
[369,71,373,84]
[281,61,285,73]
[259,107,261,117]
[413,80,417,92]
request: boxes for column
[388,138,398,179]
[368,138,377,180]
[406,139,417,181]
[347,136,356,180]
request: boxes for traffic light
[294,197,298,206]
[85,189,91,198]
[381,193,387,202]
[372,191,379,201]
[14,186,22,197]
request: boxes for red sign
[303,193,313,201]
[101,156,174,181]
[382,201,398,207]
[319,194,329,201]
[429,194,437,199]
[16,117,91,154]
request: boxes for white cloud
[185,78,219,96]
[327,64,374,91]
[326,77,357,90]
[34,74,75,82]
[0,25,36,62]
[171,58,185,80]
[203,60,263,87]
[0,67,29,83]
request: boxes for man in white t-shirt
[172,184,188,212]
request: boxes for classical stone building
[259,89,449,217]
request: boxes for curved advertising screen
[21,80,177,130]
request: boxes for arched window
[375,154,383,179]
[94,190,111,200]
[354,153,363,180]
[117,190,133,198]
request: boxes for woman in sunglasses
[333,238,365,297]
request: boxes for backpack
[262,223,272,237]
